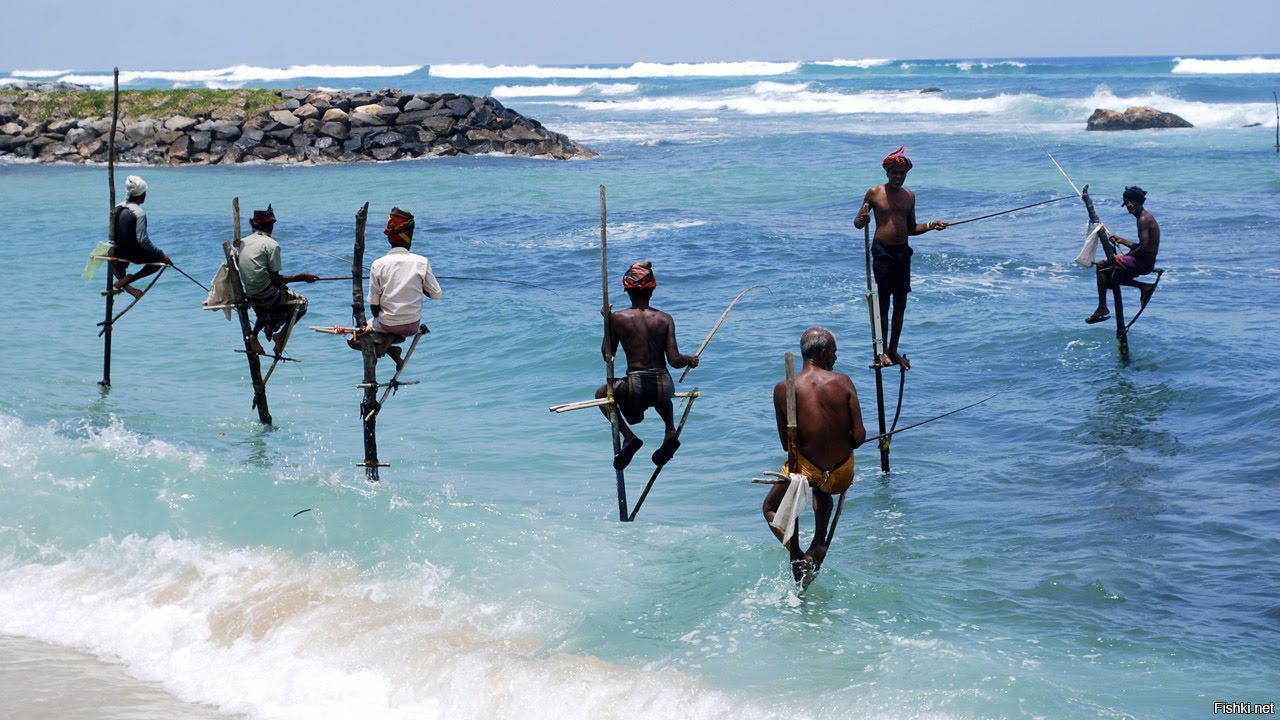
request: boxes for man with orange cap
[854,147,949,370]
[237,205,318,356]
[357,207,441,369]
[594,260,699,470]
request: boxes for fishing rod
[679,285,757,382]
[308,274,557,293]
[1048,153,1083,198]
[167,261,209,292]
[750,392,1000,486]
[860,392,998,446]
[1274,91,1278,153]
[947,196,1075,227]
[272,234,557,293]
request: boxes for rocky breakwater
[1086,106,1193,131]
[0,87,597,164]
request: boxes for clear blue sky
[4,0,1277,70]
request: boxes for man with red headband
[237,205,318,356]
[595,260,699,470]
[356,207,441,369]
[1086,186,1160,324]
[854,147,949,370]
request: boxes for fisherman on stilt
[764,328,865,583]
[854,147,949,370]
[1086,186,1161,324]
[111,175,171,300]
[347,207,440,370]
[238,205,318,356]
[595,260,698,470]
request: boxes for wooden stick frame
[99,67,119,388]
[861,202,891,472]
[222,197,272,425]
[350,203,387,479]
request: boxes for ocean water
[1,56,1278,719]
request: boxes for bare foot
[1085,310,1110,324]
[1139,284,1155,310]
[115,281,143,300]
[248,337,266,356]
[887,350,911,370]
[875,353,893,368]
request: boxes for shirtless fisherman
[765,327,865,581]
[854,147,949,370]
[1086,186,1161,324]
[595,260,699,470]
[111,175,172,300]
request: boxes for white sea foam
[812,58,893,69]
[1073,86,1275,128]
[568,82,1037,116]
[491,82,640,98]
[0,535,773,720]
[53,64,421,89]
[954,60,1028,71]
[1172,56,1280,74]
[430,61,800,79]
[8,68,73,78]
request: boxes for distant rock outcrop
[0,86,597,164]
[1086,106,1193,131]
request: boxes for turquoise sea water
[1,56,1278,719]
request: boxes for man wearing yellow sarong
[764,327,866,579]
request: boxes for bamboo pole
[860,202,890,472]
[600,185,628,521]
[224,197,272,424]
[1274,91,1278,153]
[1081,185,1129,362]
[678,285,753,382]
[627,389,700,522]
[350,203,384,481]
[100,67,119,388]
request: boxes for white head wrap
[125,175,148,198]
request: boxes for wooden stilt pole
[224,197,272,424]
[100,67,120,388]
[601,185,628,521]
[1081,186,1129,363]
[860,203,890,471]
[351,203,384,482]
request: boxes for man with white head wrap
[111,174,170,300]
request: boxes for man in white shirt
[358,207,441,369]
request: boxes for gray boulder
[1087,106,1193,131]
[164,115,198,131]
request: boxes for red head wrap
[250,204,276,228]
[622,260,656,290]
[384,207,415,243]
[882,146,912,171]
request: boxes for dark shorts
[248,285,308,340]
[612,369,675,424]
[1103,254,1154,283]
[112,239,165,266]
[872,241,913,296]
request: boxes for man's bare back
[773,361,865,471]
[610,307,682,372]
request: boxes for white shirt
[368,246,441,326]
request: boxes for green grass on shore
[0,89,282,122]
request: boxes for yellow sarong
[782,452,855,495]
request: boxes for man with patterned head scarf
[110,174,172,299]
[1086,186,1162,324]
[356,207,441,369]
[853,147,950,370]
[594,260,699,470]
[236,205,318,356]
